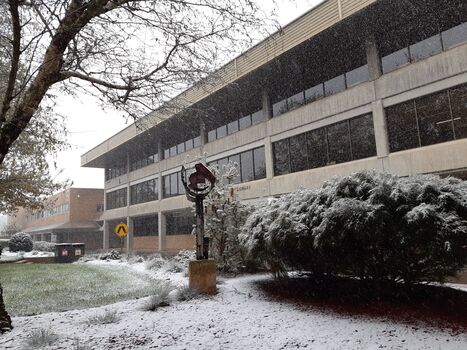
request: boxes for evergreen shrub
[8,232,33,252]
[241,171,467,285]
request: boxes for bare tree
[0,0,276,166]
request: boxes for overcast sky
[51,0,324,190]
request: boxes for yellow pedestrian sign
[115,223,129,238]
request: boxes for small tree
[205,161,252,272]
[8,232,33,252]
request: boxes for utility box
[55,243,85,263]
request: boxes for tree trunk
[0,284,13,333]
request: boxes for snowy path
[1,274,466,349]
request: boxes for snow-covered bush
[241,171,467,285]
[205,162,255,272]
[8,232,33,252]
[99,250,121,260]
[86,310,120,325]
[33,241,55,252]
[176,285,199,301]
[143,282,173,311]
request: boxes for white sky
[51,0,324,190]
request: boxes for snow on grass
[0,263,155,316]
[1,274,466,350]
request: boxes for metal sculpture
[181,163,216,260]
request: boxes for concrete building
[8,188,104,251]
[81,0,467,254]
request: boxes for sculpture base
[188,259,217,295]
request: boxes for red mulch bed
[256,275,467,334]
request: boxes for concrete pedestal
[188,259,217,295]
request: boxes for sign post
[114,223,129,254]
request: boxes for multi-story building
[8,188,104,251]
[81,0,467,254]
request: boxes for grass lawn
[0,263,155,316]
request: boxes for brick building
[8,188,104,251]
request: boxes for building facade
[81,0,467,254]
[8,188,104,251]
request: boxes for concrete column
[366,34,382,81]
[264,136,274,180]
[372,100,390,158]
[126,216,133,254]
[103,220,109,250]
[262,90,273,120]
[158,212,166,254]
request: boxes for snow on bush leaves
[8,232,33,252]
[241,171,467,285]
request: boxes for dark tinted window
[386,101,420,152]
[166,213,195,236]
[170,173,178,195]
[239,115,252,130]
[133,215,158,237]
[416,91,453,146]
[130,178,158,205]
[228,154,241,184]
[382,48,410,74]
[289,134,308,173]
[273,139,290,175]
[253,147,266,180]
[327,121,351,164]
[307,128,328,169]
[163,175,171,197]
[324,75,346,96]
[106,188,127,210]
[305,84,324,103]
[450,84,467,139]
[349,114,377,160]
[240,150,254,182]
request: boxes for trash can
[55,243,74,263]
[72,243,85,260]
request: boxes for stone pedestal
[188,259,217,295]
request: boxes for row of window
[271,22,467,120]
[129,212,195,237]
[382,22,467,74]
[163,136,202,160]
[130,178,158,205]
[207,110,266,142]
[273,114,376,176]
[272,64,370,118]
[208,146,266,184]
[387,83,467,153]
[28,203,70,221]
[106,188,127,210]
[130,151,159,172]
[105,159,127,181]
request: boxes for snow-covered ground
[1,259,466,350]
[0,250,54,261]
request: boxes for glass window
[442,22,467,50]
[185,138,194,151]
[170,146,177,157]
[193,136,201,148]
[273,139,290,176]
[227,120,239,135]
[305,84,324,103]
[253,147,266,180]
[208,129,217,142]
[272,99,288,118]
[240,150,254,182]
[349,114,377,160]
[289,134,308,173]
[133,215,158,237]
[415,91,453,146]
[163,175,171,197]
[228,154,241,184]
[166,212,195,236]
[130,179,158,205]
[164,148,170,159]
[386,101,420,152]
[327,121,351,165]
[177,142,185,154]
[382,47,410,74]
[251,110,265,125]
[324,75,346,96]
[288,92,305,110]
[307,128,328,169]
[106,188,127,210]
[170,173,178,195]
[239,115,252,130]
[346,65,369,88]
[178,172,185,195]
[409,34,442,63]
[216,125,227,139]
[450,84,467,139]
